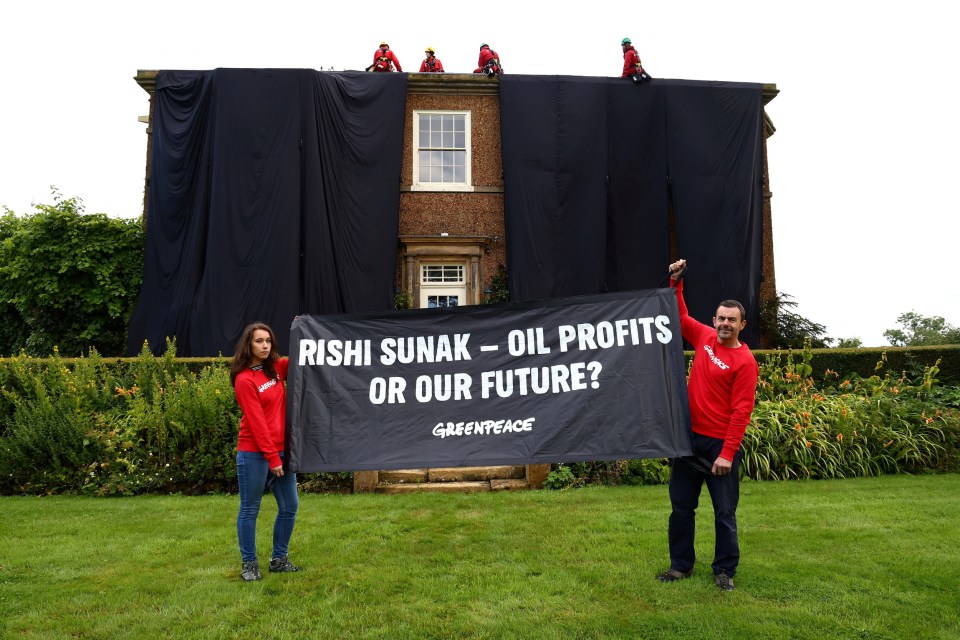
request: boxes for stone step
[376,480,492,494]
[378,469,429,483]
[490,478,529,491]
[355,464,551,493]
[427,466,525,482]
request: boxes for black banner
[286,290,692,472]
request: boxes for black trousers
[667,432,742,576]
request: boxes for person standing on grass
[230,322,303,582]
[657,259,759,591]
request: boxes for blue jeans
[236,451,299,563]
[667,432,742,576]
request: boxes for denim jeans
[667,432,742,576]
[236,451,299,563]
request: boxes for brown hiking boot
[715,572,735,591]
[656,567,694,582]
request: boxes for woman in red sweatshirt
[231,322,302,582]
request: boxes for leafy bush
[1,342,958,495]
[543,464,575,490]
[0,190,144,357]
[744,347,948,479]
[551,343,959,488]
[0,342,235,495]
[485,264,511,304]
[793,345,960,386]
[0,348,109,492]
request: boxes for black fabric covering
[127,69,406,357]
[499,77,610,299]
[500,77,764,347]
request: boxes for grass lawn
[1,474,958,639]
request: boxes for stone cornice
[134,70,778,136]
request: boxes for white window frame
[419,262,467,308]
[412,110,473,192]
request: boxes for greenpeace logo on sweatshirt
[703,345,730,371]
[258,379,278,393]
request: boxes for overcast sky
[2,1,958,347]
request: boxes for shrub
[553,343,959,488]
[0,191,145,357]
[0,349,108,492]
[1,342,958,495]
[739,346,951,480]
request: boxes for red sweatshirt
[622,46,642,78]
[372,49,402,72]
[419,56,444,72]
[235,358,289,468]
[474,46,502,73]
[672,279,758,461]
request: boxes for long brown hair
[230,322,280,387]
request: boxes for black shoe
[240,560,262,582]
[269,556,303,573]
[715,572,735,591]
[656,567,694,582]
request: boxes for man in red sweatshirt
[621,37,651,84]
[372,41,402,72]
[657,258,759,591]
[474,43,502,76]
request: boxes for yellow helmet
[425,46,435,54]
[379,41,389,47]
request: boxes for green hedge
[0,345,350,496]
[778,345,960,385]
[718,344,960,385]
[2,344,958,496]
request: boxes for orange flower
[925,417,934,424]
[794,424,802,431]
[805,441,813,448]
[836,433,843,442]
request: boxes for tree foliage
[835,337,863,348]
[884,311,960,346]
[759,292,831,349]
[485,264,510,303]
[0,190,145,357]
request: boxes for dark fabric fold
[605,79,670,291]
[299,72,406,317]
[127,71,213,355]
[667,82,764,347]
[127,69,406,357]
[500,76,609,301]
[500,76,763,346]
